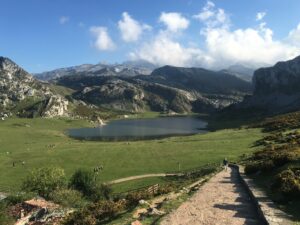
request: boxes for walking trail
[161,167,263,225]
[107,173,178,184]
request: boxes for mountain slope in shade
[141,65,252,95]
[220,64,255,82]
[233,55,300,114]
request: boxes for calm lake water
[68,116,208,141]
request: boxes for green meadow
[0,117,262,193]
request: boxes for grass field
[0,117,263,193]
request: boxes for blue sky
[1,0,300,73]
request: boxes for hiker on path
[223,158,228,171]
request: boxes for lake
[68,116,208,141]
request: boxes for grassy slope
[0,117,262,193]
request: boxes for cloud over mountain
[90,26,116,51]
[118,12,151,42]
[90,1,300,69]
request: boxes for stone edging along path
[232,164,294,225]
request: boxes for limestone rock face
[253,55,300,95]
[235,55,300,113]
[42,95,69,118]
[0,56,69,117]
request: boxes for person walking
[223,158,228,171]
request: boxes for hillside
[220,64,255,82]
[55,64,252,114]
[144,65,252,95]
[0,57,70,118]
[231,55,300,115]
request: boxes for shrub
[244,162,262,174]
[49,189,84,208]
[126,191,152,207]
[272,168,300,198]
[69,169,96,197]
[63,200,126,225]
[245,160,275,174]
[22,167,66,198]
[4,192,36,206]
[0,203,14,225]
[91,184,112,201]
[157,184,175,195]
[69,169,112,201]
[272,152,296,167]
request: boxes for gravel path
[107,173,179,184]
[161,167,263,225]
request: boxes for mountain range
[0,57,253,118]
[34,60,156,81]
[2,55,300,119]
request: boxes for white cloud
[256,12,266,21]
[118,12,151,42]
[59,16,69,25]
[159,12,190,32]
[131,1,300,69]
[193,1,230,29]
[198,4,299,68]
[90,26,116,51]
[288,23,300,46]
[203,27,299,68]
[129,32,211,67]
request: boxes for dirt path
[161,167,263,225]
[107,173,178,184]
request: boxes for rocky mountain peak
[253,55,300,95]
[0,56,32,80]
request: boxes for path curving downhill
[161,167,263,225]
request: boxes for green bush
[4,192,36,206]
[0,202,14,225]
[69,169,96,198]
[272,168,300,198]
[157,184,175,195]
[91,184,112,201]
[244,162,262,174]
[69,169,112,201]
[63,200,126,225]
[49,189,84,208]
[22,167,67,198]
[126,190,153,207]
[272,152,296,167]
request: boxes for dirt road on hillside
[160,167,263,225]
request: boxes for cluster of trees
[22,167,111,207]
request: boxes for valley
[0,116,262,193]
[1,54,300,224]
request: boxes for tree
[69,169,112,201]
[69,169,96,197]
[22,167,66,198]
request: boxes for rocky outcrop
[0,56,69,117]
[253,55,300,95]
[234,55,300,114]
[42,95,69,118]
